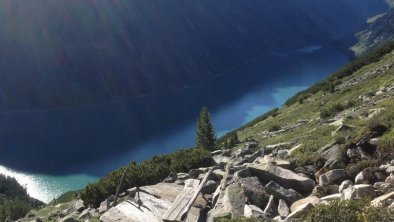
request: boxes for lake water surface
[0,45,349,203]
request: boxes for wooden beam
[163,170,212,221]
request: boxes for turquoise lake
[0,45,349,203]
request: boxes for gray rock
[311,185,340,197]
[386,174,394,185]
[213,154,231,165]
[248,163,316,193]
[222,182,246,219]
[163,172,177,183]
[339,180,353,193]
[189,169,204,179]
[278,199,290,218]
[265,181,303,205]
[290,196,320,212]
[264,195,277,217]
[319,169,347,186]
[371,192,394,207]
[127,187,137,197]
[244,205,266,219]
[319,144,346,168]
[67,199,86,215]
[177,173,190,180]
[59,215,78,222]
[341,184,376,200]
[211,150,223,155]
[286,203,314,220]
[98,200,110,213]
[201,180,219,194]
[355,171,365,184]
[239,177,270,208]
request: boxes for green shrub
[320,101,356,119]
[268,124,281,132]
[303,199,394,222]
[0,200,33,221]
[81,148,214,207]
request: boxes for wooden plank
[163,170,212,221]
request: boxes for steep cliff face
[0,0,388,110]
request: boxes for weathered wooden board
[162,170,212,222]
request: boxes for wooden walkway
[162,170,212,222]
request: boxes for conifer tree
[196,107,216,150]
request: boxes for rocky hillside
[352,5,394,56]
[18,41,394,222]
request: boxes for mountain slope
[0,0,388,110]
[352,6,394,56]
[20,41,394,222]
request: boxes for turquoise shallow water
[0,165,97,203]
[0,45,349,203]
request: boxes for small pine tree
[196,107,216,150]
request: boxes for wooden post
[113,171,126,206]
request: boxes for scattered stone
[189,169,204,179]
[58,215,78,222]
[98,200,110,213]
[355,172,365,184]
[320,194,341,201]
[222,182,246,219]
[201,180,219,194]
[239,177,270,208]
[163,172,177,183]
[278,199,290,218]
[290,196,320,212]
[265,181,303,205]
[248,163,316,193]
[341,184,376,200]
[127,187,137,197]
[244,205,266,218]
[67,199,86,215]
[286,203,314,220]
[264,195,277,217]
[371,192,394,207]
[319,169,347,186]
[339,180,353,193]
[177,173,190,180]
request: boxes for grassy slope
[237,45,394,167]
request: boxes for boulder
[286,203,314,220]
[244,205,266,218]
[98,200,110,213]
[311,185,339,197]
[248,163,316,193]
[66,199,85,215]
[222,182,246,219]
[319,169,347,186]
[341,184,376,200]
[263,195,277,217]
[163,172,177,183]
[355,171,365,184]
[339,180,353,193]
[386,174,394,185]
[189,169,204,179]
[320,194,341,201]
[290,196,320,212]
[266,142,294,153]
[239,177,270,208]
[319,144,346,169]
[177,173,190,180]
[262,155,291,169]
[371,192,394,207]
[278,199,290,218]
[265,181,303,205]
[127,187,138,197]
[212,169,225,180]
[213,154,231,165]
[201,180,219,194]
[58,215,78,222]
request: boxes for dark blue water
[0,45,350,202]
